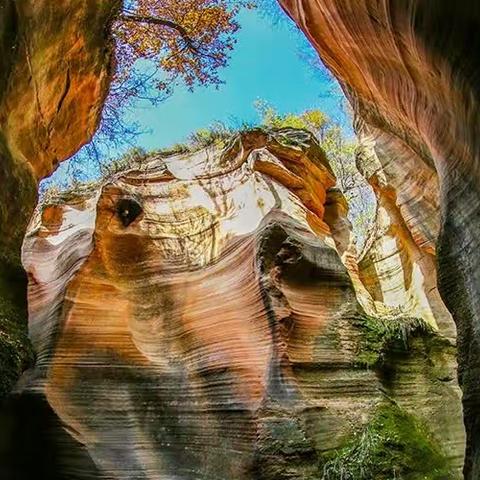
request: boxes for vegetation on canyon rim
[43,104,375,246]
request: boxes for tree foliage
[115,0,252,95]
[75,0,252,170]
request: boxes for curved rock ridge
[323,179,454,344]
[277,1,480,475]
[5,129,465,479]
[355,133,455,340]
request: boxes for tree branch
[119,13,198,53]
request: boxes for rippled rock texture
[3,130,465,479]
[0,0,116,399]
[278,1,480,476]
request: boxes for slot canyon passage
[0,1,479,479]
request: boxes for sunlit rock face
[4,130,465,479]
[278,1,480,476]
[0,0,116,399]
[355,135,455,340]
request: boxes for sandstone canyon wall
[0,1,477,478]
[2,130,465,479]
[278,1,480,477]
[0,0,116,398]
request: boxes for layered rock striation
[3,130,465,479]
[278,1,480,476]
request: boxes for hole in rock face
[116,198,143,227]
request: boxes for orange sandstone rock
[0,0,116,406]
[278,2,480,475]
[5,130,465,479]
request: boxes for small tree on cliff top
[254,100,376,247]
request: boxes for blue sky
[45,4,352,188]
[125,8,349,150]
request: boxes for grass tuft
[321,403,453,480]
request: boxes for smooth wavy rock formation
[355,136,455,340]
[278,1,480,476]
[3,130,464,479]
[0,0,116,399]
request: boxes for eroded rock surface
[355,135,455,340]
[278,1,480,476]
[4,130,465,479]
[0,0,116,399]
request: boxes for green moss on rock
[321,403,453,480]
[0,265,34,400]
[353,313,434,369]
[0,313,33,398]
